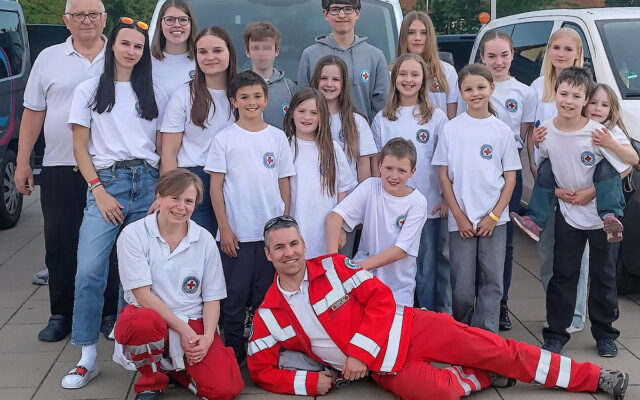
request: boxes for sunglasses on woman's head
[119,17,148,30]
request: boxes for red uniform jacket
[247,253,414,396]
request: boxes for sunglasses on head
[263,215,298,236]
[119,17,148,30]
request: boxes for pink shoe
[602,213,623,243]
[510,212,542,242]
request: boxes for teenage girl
[397,10,459,119]
[161,26,236,235]
[63,17,167,389]
[529,28,589,333]
[371,53,448,311]
[284,88,357,258]
[478,29,536,330]
[151,0,198,96]
[432,64,521,333]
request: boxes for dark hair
[457,63,497,117]
[228,71,268,121]
[310,55,361,162]
[94,20,158,120]
[478,29,513,57]
[151,0,197,60]
[243,21,281,50]
[283,88,338,196]
[263,215,302,247]
[156,168,204,204]
[555,66,594,96]
[321,0,361,10]
[190,26,236,129]
[379,137,417,170]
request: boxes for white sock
[78,344,97,369]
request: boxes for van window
[561,22,595,80]
[0,10,24,80]
[596,19,640,99]
[184,0,398,82]
[509,21,553,85]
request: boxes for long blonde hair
[383,53,434,124]
[542,28,584,102]
[397,11,449,94]
[589,83,630,138]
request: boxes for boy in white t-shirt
[519,68,629,357]
[326,138,428,306]
[204,71,296,366]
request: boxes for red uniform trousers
[373,309,601,400]
[115,305,244,400]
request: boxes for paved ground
[0,187,638,400]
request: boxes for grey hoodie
[263,68,297,130]
[297,34,389,122]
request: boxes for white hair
[65,0,105,13]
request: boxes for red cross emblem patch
[182,276,200,294]
[416,129,430,144]
[360,69,371,83]
[480,144,493,159]
[581,151,596,166]
[505,98,518,113]
[282,103,289,115]
[263,152,276,169]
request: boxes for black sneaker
[598,369,629,400]
[499,302,512,331]
[243,308,254,339]
[541,338,563,354]
[135,389,161,400]
[38,315,71,342]
[597,339,618,357]
[489,372,516,388]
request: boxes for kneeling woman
[115,169,244,400]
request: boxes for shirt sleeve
[431,124,450,166]
[23,53,47,111]
[116,225,152,291]
[67,81,94,128]
[154,85,170,131]
[297,48,311,88]
[501,126,523,171]
[370,51,390,119]
[394,194,428,257]
[334,142,357,193]
[331,178,371,231]
[356,114,378,156]
[277,132,296,178]
[161,87,189,133]
[599,145,631,173]
[371,112,383,152]
[521,86,536,123]
[609,125,631,145]
[203,133,227,173]
[444,63,460,104]
[199,232,227,302]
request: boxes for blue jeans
[187,166,217,236]
[71,163,158,346]
[415,218,440,310]
[502,169,523,302]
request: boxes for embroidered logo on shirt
[432,80,440,92]
[480,144,493,160]
[182,276,200,294]
[395,214,407,230]
[416,129,430,144]
[581,151,596,166]
[360,69,371,83]
[344,257,361,270]
[331,294,350,311]
[505,98,518,113]
[281,103,290,115]
[263,152,276,168]
[338,130,345,143]
[189,69,196,80]
[135,101,143,118]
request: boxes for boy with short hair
[297,0,389,121]
[243,21,296,130]
[530,67,629,356]
[326,138,428,306]
[205,71,296,366]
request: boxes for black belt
[113,159,145,168]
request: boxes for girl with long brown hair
[160,26,236,235]
[283,88,356,258]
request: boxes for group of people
[14,0,634,399]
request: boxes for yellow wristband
[489,212,500,222]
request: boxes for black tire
[0,149,22,229]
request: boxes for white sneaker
[543,321,549,328]
[112,341,136,371]
[61,365,99,389]
[566,324,584,334]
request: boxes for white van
[468,8,640,202]
[149,0,403,82]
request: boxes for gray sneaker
[32,268,49,285]
[598,369,629,399]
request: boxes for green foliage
[21,0,66,24]
[605,0,637,5]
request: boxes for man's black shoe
[499,301,512,331]
[38,315,71,342]
[135,389,161,400]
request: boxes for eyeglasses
[65,12,104,23]
[263,215,298,236]
[162,16,191,26]
[119,17,149,30]
[327,5,356,15]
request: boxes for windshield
[596,19,640,99]
[151,0,398,83]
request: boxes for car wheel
[0,149,22,229]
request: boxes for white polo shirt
[117,212,227,319]
[152,52,196,96]
[332,177,427,307]
[277,271,346,370]
[204,123,296,242]
[68,76,168,169]
[329,112,378,180]
[428,61,460,113]
[371,106,448,219]
[493,77,536,149]
[23,35,106,166]
[161,83,234,167]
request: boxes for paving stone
[0,352,58,387]
[8,299,51,324]
[0,388,37,400]
[0,323,67,353]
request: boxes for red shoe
[602,213,623,243]
[510,213,541,242]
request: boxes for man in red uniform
[247,215,629,400]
